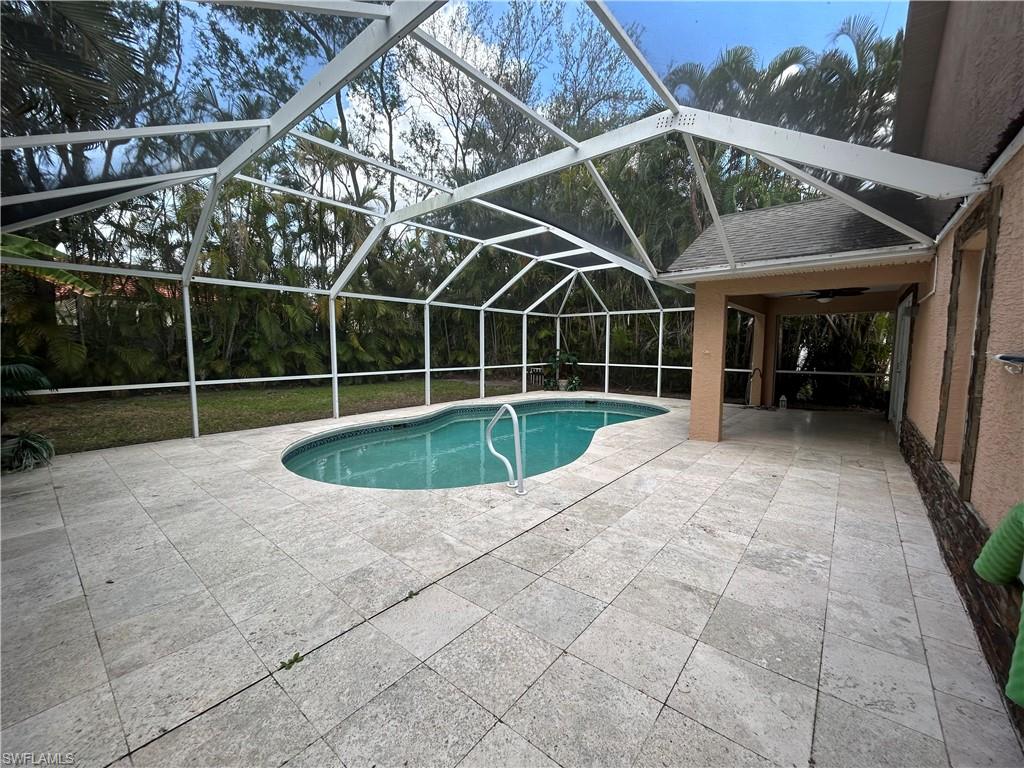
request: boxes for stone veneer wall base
[900,417,1023,737]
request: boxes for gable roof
[662,197,917,274]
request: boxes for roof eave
[658,244,936,284]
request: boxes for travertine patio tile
[700,596,822,687]
[460,723,559,768]
[128,678,317,767]
[546,528,661,601]
[915,594,980,649]
[811,693,947,768]
[272,622,417,734]
[370,584,486,660]
[923,635,1004,710]
[0,684,127,768]
[97,590,233,678]
[612,569,718,638]
[493,531,574,574]
[326,666,494,768]
[907,565,961,605]
[740,537,829,582]
[85,560,206,629]
[569,495,634,527]
[496,577,605,648]
[280,739,344,768]
[238,584,362,667]
[505,655,661,768]
[329,555,430,617]
[355,515,436,553]
[689,503,762,537]
[828,556,914,610]
[669,520,750,562]
[635,707,770,768]
[832,533,906,571]
[569,605,695,701]
[185,535,290,585]
[284,532,386,583]
[428,614,559,715]
[754,517,833,555]
[0,631,108,729]
[445,514,522,551]
[392,532,481,580]
[826,590,925,663]
[668,642,815,766]
[819,632,941,739]
[440,554,536,610]
[111,627,266,749]
[724,563,828,624]
[210,557,321,623]
[534,512,605,548]
[1,595,92,660]
[762,500,836,530]
[77,539,185,590]
[902,540,947,573]
[833,513,900,547]
[4,402,1019,768]
[935,691,1024,768]
[645,541,736,595]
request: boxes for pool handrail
[485,403,526,495]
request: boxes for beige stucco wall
[905,147,1024,527]
[941,249,982,462]
[971,151,1024,527]
[921,2,1024,171]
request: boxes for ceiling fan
[789,287,869,304]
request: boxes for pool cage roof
[0,0,991,437]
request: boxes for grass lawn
[6,378,520,455]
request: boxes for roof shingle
[663,197,916,274]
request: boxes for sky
[607,1,909,74]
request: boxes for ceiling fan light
[816,296,833,304]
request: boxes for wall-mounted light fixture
[993,353,1024,375]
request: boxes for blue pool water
[282,399,666,490]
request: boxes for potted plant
[544,350,581,391]
[1,361,55,471]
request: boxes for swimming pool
[282,399,667,491]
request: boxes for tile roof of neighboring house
[663,197,918,274]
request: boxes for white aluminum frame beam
[752,153,935,246]
[683,133,736,269]
[0,120,271,151]
[201,0,391,21]
[0,172,214,234]
[586,0,680,115]
[525,271,576,313]
[411,31,578,148]
[2,168,217,207]
[584,1,736,271]
[292,129,648,277]
[215,2,441,182]
[583,159,657,274]
[425,226,547,304]
[239,174,383,218]
[482,262,535,309]
[329,220,387,296]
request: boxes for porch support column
[690,283,728,441]
[521,313,528,393]
[329,297,339,418]
[478,310,486,399]
[762,306,779,407]
[182,283,200,439]
[424,304,431,405]
[748,313,766,406]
